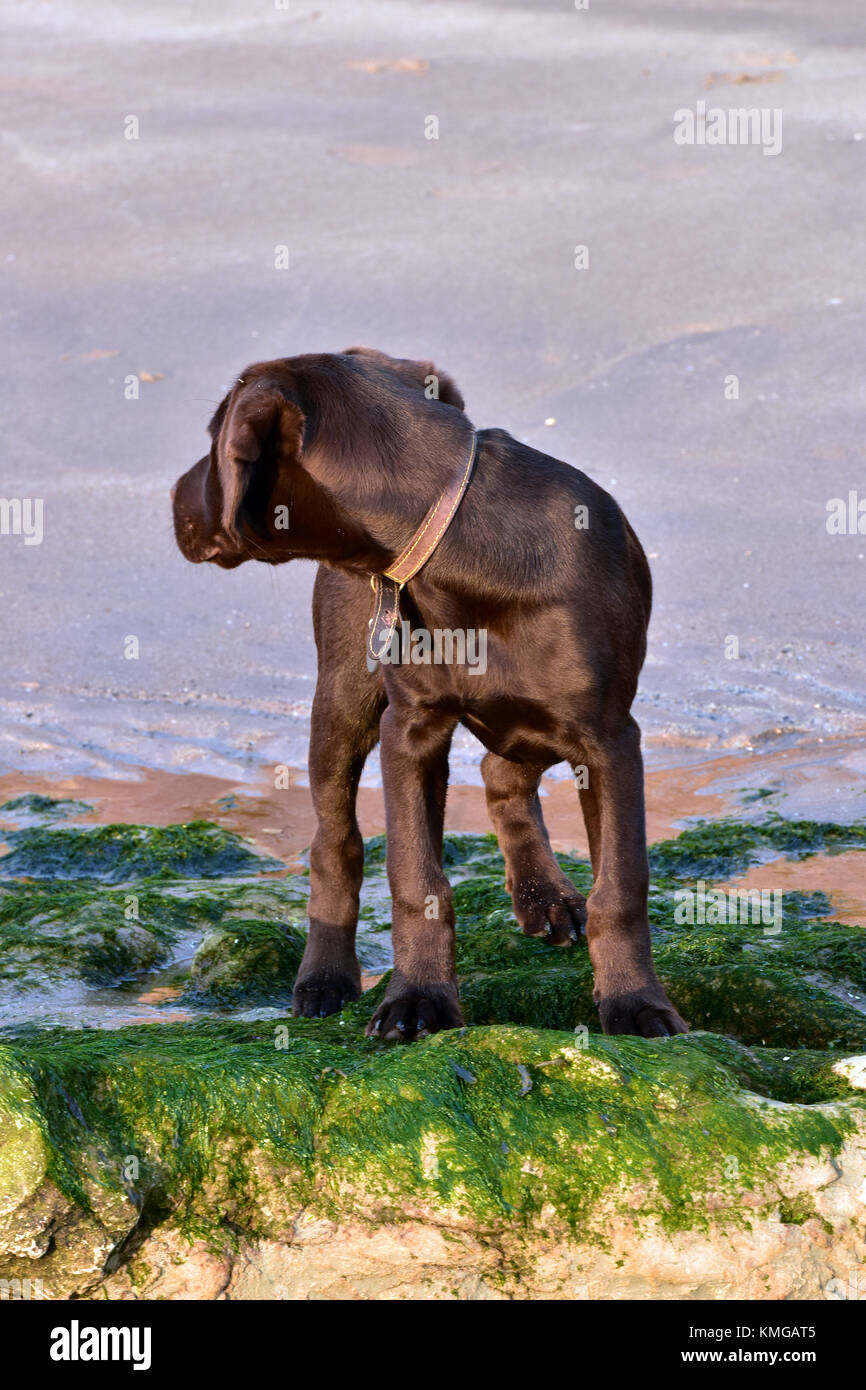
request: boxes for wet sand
[728,852,866,928]
[2,732,863,925]
[1,752,730,862]
[3,1,866,787]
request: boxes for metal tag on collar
[368,574,403,664]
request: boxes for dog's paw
[292,966,361,1019]
[511,873,587,946]
[597,986,688,1039]
[365,981,464,1042]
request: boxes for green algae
[449,848,866,1050]
[2,809,866,1277]
[1,814,863,1037]
[554,853,595,897]
[0,795,94,821]
[366,831,507,876]
[185,921,306,1005]
[401,822,866,1050]
[0,879,310,997]
[0,884,180,990]
[462,962,596,1032]
[316,1026,860,1234]
[664,1034,854,1104]
[652,961,866,1050]
[458,949,866,1050]
[0,820,280,883]
[740,787,779,805]
[1,1023,861,1256]
[757,916,866,987]
[649,815,866,882]
[458,937,866,1048]
[0,1027,327,1238]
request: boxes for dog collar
[368,431,478,662]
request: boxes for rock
[101,1231,232,1301]
[2,1019,866,1299]
[0,795,94,825]
[0,1056,50,1250]
[0,887,174,998]
[0,1050,140,1299]
[0,878,309,1006]
[647,816,866,880]
[834,1055,866,1090]
[185,921,306,1004]
[1,819,866,1299]
[0,819,281,882]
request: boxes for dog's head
[171,348,465,570]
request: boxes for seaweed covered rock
[458,939,866,1049]
[0,884,174,994]
[0,807,308,1017]
[0,819,280,882]
[0,795,94,824]
[1,1022,865,1299]
[1,811,866,1298]
[0,1051,139,1298]
[185,921,306,1005]
[648,815,866,881]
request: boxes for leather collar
[369,431,478,662]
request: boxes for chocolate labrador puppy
[172,348,686,1040]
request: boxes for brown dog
[172,348,686,1040]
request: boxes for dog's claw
[366,983,463,1042]
[292,966,361,1020]
[597,991,689,1039]
[510,873,587,946]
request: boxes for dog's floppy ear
[344,346,465,411]
[216,384,304,541]
[419,362,465,411]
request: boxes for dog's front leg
[581,718,688,1038]
[365,704,463,1041]
[292,687,377,1017]
[293,571,387,1019]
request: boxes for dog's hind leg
[481,752,586,946]
[577,779,601,876]
[292,567,387,1018]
